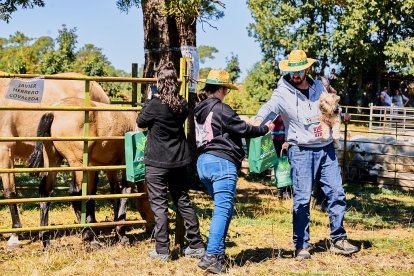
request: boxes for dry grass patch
[1,178,413,275]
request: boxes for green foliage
[198,67,211,80]
[0,31,39,73]
[247,0,336,76]
[225,61,278,115]
[247,0,414,103]
[197,45,218,63]
[39,25,77,74]
[0,0,45,22]
[0,26,132,100]
[244,60,278,103]
[116,0,225,23]
[384,38,414,75]
[225,53,241,83]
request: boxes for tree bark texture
[141,0,199,188]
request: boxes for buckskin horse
[27,97,154,247]
[0,72,110,248]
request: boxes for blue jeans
[288,143,347,249]
[197,153,238,256]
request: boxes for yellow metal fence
[0,59,190,239]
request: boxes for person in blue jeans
[253,50,359,260]
[194,69,269,273]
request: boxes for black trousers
[145,165,204,254]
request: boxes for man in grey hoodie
[253,50,358,260]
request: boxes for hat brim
[279,58,316,72]
[197,79,239,91]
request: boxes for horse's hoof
[42,239,51,249]
[89,240,104,250]
[7,235,22,251]
[82,229,95,242]
[118,236,130,246]
[40,231,51,248]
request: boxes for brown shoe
[330,238,359,255]
[294,248,311,260]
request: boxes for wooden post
[341,114,350,184]
[132,63,138,107]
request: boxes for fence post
[81,80,91,224]
[369,103,373,132]
[342,114,350,184]
[132,63,138,107]
[394,122,398,187]
[174,58,188,249]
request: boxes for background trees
[247,0,414,105]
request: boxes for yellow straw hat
[198,69,239,90]
[279,50,317,72]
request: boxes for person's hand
[281,142,289,151]
[265,120,273,131]
[251,118,263,126]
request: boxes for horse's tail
[26,113,54,168]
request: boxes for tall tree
[117,0,225,188]
[0,0,44,22]
[247,0,336,76]
[198,45,218,79]
[225,52,241,83]
[198,45,218,64]
[333,0,414,100]
[117,0,224,79]
[39,25,77,74]
[247,0,414,104]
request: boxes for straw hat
[198,69,238,90]
[279,50,316,72]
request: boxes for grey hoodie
[256,75,332,148]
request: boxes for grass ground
[0,175,413,275]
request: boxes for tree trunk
[175,16,200,189]
[141,0,181,100]
[141,0,199,189]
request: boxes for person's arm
[403,95,409,106]
[253,89,281,125]
[222,105,269,138]
[137,100,155,129]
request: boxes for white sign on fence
[5,77,45,103]
[181,46,199,93]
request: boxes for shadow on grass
[344,184,414,228]
[0,173,141,213]
[234,247,294,265]
[311,238,372,254]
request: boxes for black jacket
[194,97,268,168]
[137,97,191,168]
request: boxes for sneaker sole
[330,247,358,255]
[185,253,205,258]
[295,254,311,260]
[198,262,210,270]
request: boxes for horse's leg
[0,146,22,249]
[107,170,121,221]
[136,180,155,234]
[39,144,61,248]
[107,170,130,243]
[69,171,83,223]
[82,171,98,242]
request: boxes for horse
[27,97,154,247]
[0,72,110,248]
